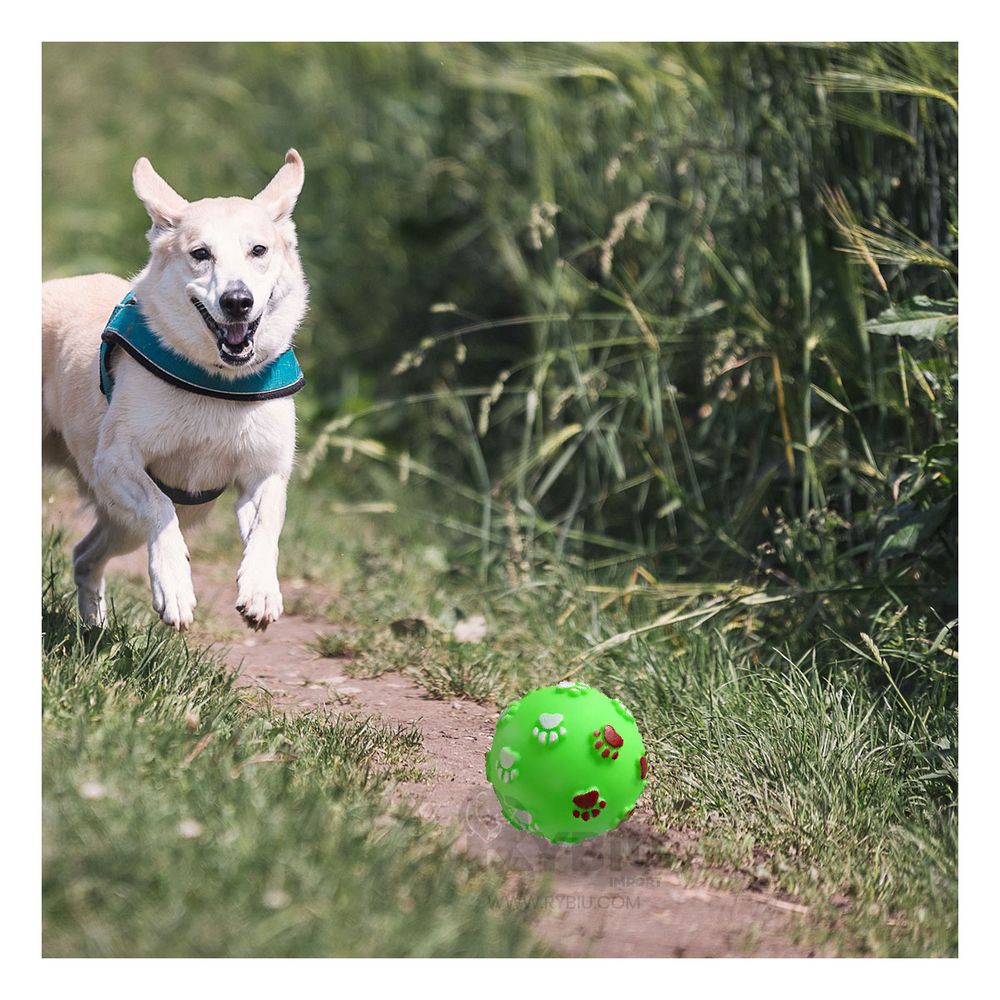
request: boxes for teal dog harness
[100,290,305,505]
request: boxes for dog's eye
[250,244,268,258]
[189,247,212,262]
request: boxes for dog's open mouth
[191,298,261,366]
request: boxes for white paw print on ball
[496,747,520,783]
[510,808,541,834]
[533,713,567,745]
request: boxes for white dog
[42,150,309,631]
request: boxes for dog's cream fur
[42,150,308,631]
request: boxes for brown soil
[44,489,825,957]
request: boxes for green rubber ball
[485,681,649,843]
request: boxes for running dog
[42,150,309,631]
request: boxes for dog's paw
[236,569,283,632]
[236,587,283,631]
[149,540,197,631]
[152,576,198,630]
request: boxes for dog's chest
[135,393,294,491]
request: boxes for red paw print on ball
[572,789,606,821]
[593,724,624,760]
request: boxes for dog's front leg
[234,473,288,631]
[91,431,197,630]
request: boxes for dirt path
[45,491,822,957]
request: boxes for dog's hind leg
[72,513,143,626]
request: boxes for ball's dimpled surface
[485,682,648,843]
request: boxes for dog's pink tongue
[223,323,249,347]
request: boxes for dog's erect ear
[254,149,305,224]
[132,157,190,230]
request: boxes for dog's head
[131,150,308,374]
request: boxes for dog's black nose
[220,283,254,320]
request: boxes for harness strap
[147,471,228,507]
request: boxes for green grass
[42,530,543,958]
[614,632,957,956]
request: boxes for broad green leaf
[876,500,953,560]
[866,296,958,340]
